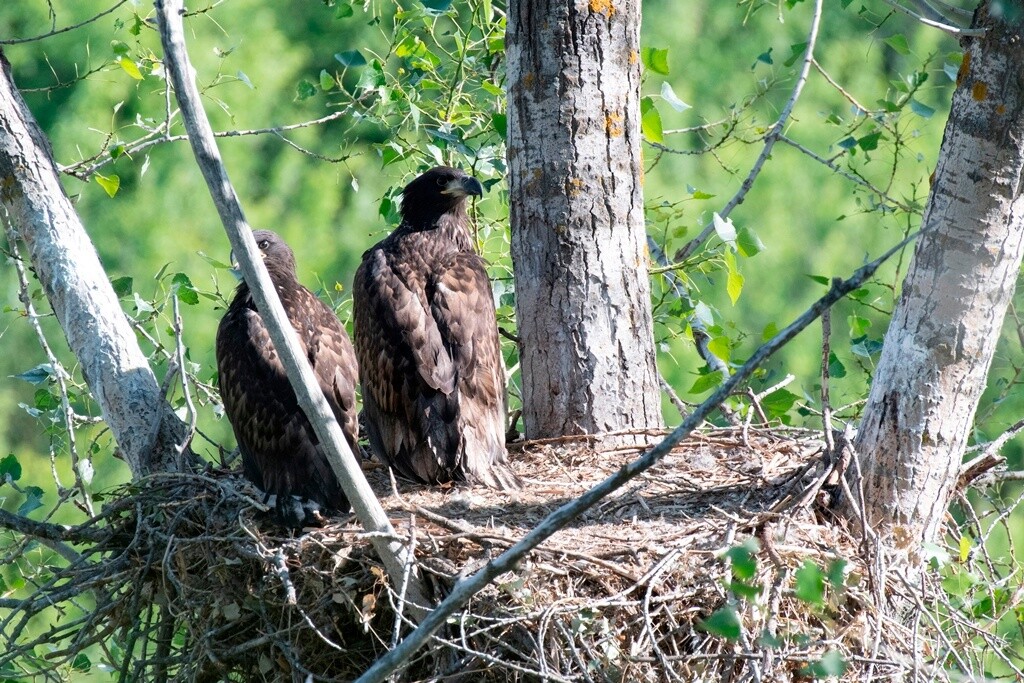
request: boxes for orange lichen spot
[522,72,535,90]
[997,104,1007,115]
[566,177,586,198]
[606,111,624,137]
[628,50,639,65]
[972,81,988,101]
[589,0,615,18]
[956,51,970,87]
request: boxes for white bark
[154,0,427,617]
[507,0,663,441]
[0,48,188,477]
[850,2,1024,551]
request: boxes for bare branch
[353,232,918,683]
[0,1,129,45]
[153,0,429,617]
[674,0,824,263]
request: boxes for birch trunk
[507,0,663,441]
[0,48,188,477]
[848,3,1024,552]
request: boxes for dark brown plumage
[216,230,359,527]
[352,166,519,489]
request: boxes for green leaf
[172,272,200,306]
[0,454,22,482]
[784,42,808,68]
[71,653,91,672]
[119,57,144,81]
[848,314,871,337]
[707,336,731,363]
[827,352,847,378]
[761,322,778,342]
[910,98,935,118]
[34,388,60,411]
[640,97,663,144]
[959,535,972,563]
[794,560,825,605]
[736,226,764,257]
[885,34,910,56]
[13,364,54,386]
[724,538,760,581]
[725,251,744,305]
[836,136,857,150]
[319,69,334,91]
[335,50,367,68]
[295,79,317,101]
[761,388,797,417]
[111,40,131,58]
[826,558,847,588]
[95,173,120,198]
[641,46,670,75]
[491,112,507,140]
[699,606,741,641]
[806,274,830,286]
[335,3,354,18]
[753,48,774,67]
[18,486,44,516]
[689,372,722,394]
[421,0,454,11]
[660,81,690,112]
[802,650,848,678]
[111,276,134,298]
[858,131,883,151]
[196,252,232,270]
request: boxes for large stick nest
[5,426,1011,681]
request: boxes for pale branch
[3,221,95,514]
[61,110,350,179]
[0,47,191,477]
[674,0,823,263]
[0,507,106,544]
[776,134,918,214]
[353,232,919,683]
[0,1,129,45]
[153,0,429,618]
[880,0,985,36]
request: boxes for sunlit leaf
[641,46,670,75]
[95,173,120,198]
[713,212,737,246]
[119,57,144,80]
[640,96,663,143]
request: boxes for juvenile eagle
[216,230,359,527]
[353,166,519,489]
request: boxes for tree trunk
[847,3,1024,554]
[0,48,189,477]
[506,0,663,441]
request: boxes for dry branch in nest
[1,426,1022,682]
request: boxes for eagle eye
[435,176,448,187]
[257,239,270,249]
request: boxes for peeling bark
[507,0,663,442]
[848,3,1024,553]
[0,48,189,478]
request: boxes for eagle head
[400,166,483,226]
[230,230,298,281]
